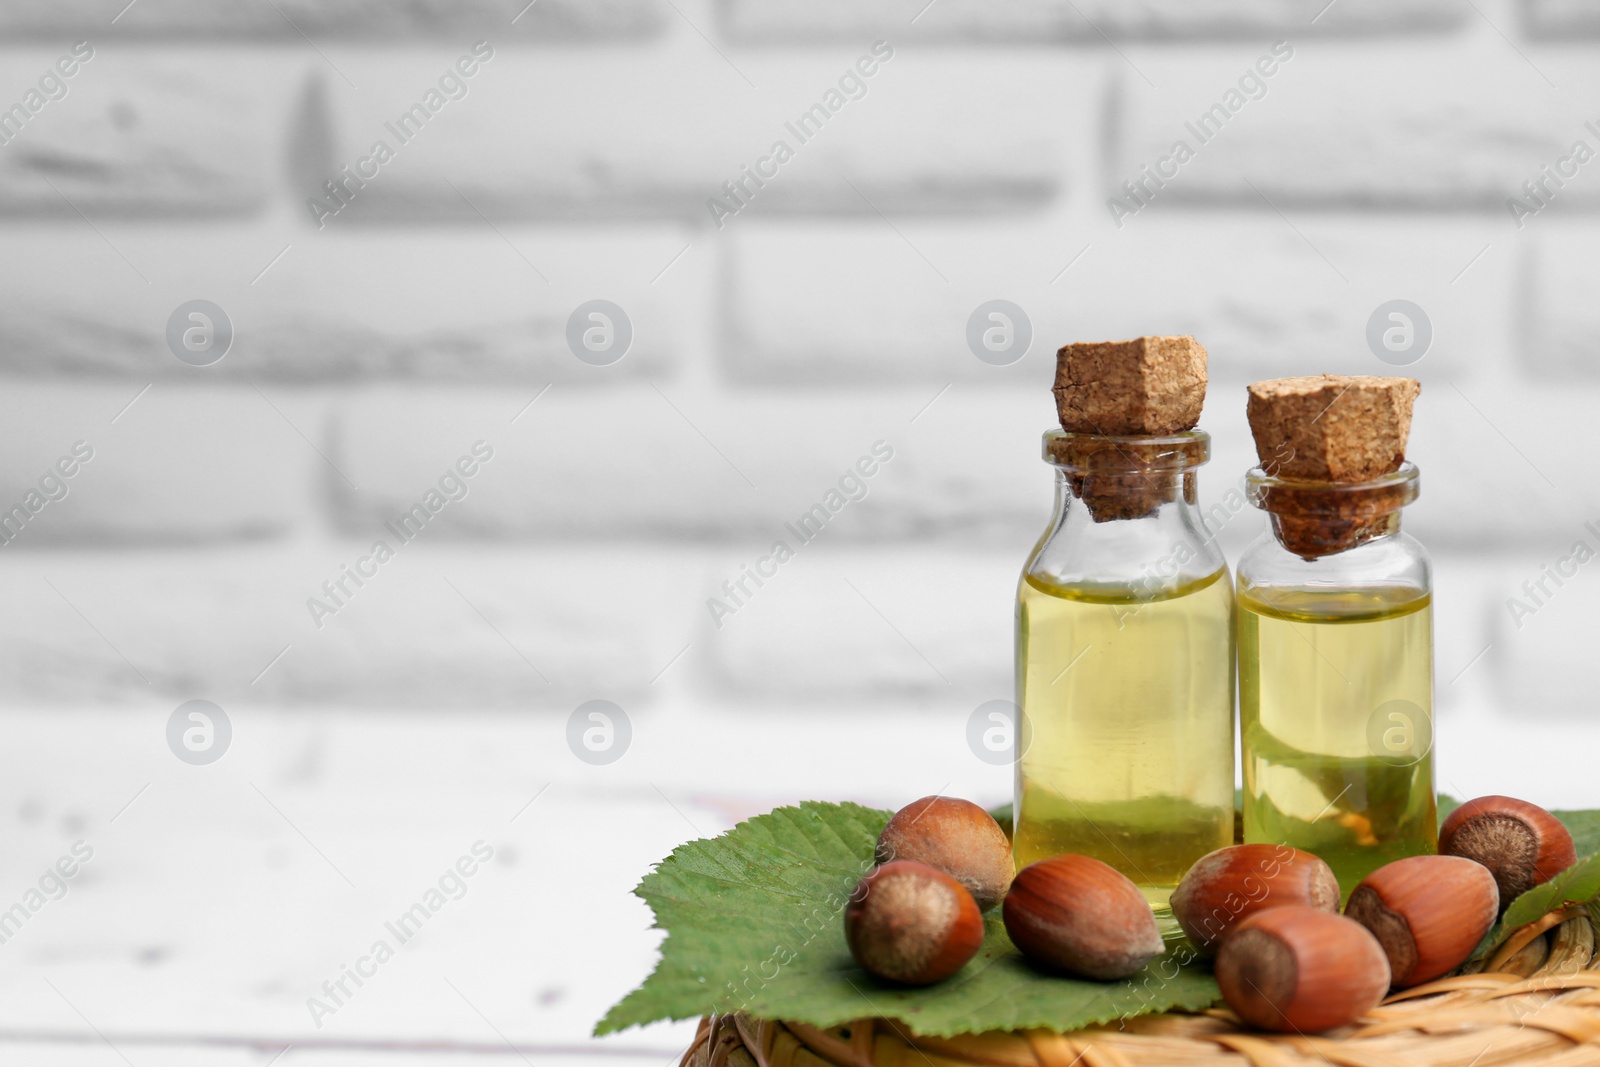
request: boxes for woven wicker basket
[681,908,1600,1067]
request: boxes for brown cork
[1054,336,1208,436]
[1246,375,1419,483]
[1246,375,1421,558]
[1049,336,1208,521]
[1047,433,1205,522]
[1257,482,1415,560]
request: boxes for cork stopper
[1246,375,1419,483]
[1046,432,1208,522]
[1245,375,1421,558]
[1051,336,1208,521]
[1055,336,1208,435]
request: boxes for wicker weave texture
[680,913,1600,1067]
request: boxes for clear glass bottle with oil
[1015,430,1235,918]
[1238,463,1436,897]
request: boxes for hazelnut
[1002,855,1163,980]
[1171,844,1340,956]
[1440,795,1576,908]
[1216,906,1390,1033]
[844,860,984,986]
[1344,855,1498,988]
[875,796,1013,911]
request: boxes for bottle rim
[1041,428,1211,472]
[1245,461,1419,516]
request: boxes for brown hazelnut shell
[875,796,1014,911]
[1440,795,1576,909]
[1344,855,1498,988]
[1171,844,1340,956]
[844,860,984,986]
[1216,906,1391,1033]
[1002,855,1163,980]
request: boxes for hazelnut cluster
[845,793,1577,1034]
[844,796,1012,985]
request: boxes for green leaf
[596,801,1219,1038]
[1469,806,1600,962]
[1499,852,1600,931]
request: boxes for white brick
[0,48,283,216]
[721,1,1465,41]
[1481,539,1600,717]
[1075,213,1514,382]
[0,544,700,706]
[723,221,1079,385]
[721,0,1090,42]
[1111,38,1597,210]
[703,547,1014,700]
[1523,1,1600,38]
[728,215,1512,385]
[1146,376,1597,554]
[292,44,1068,222]
[0,0,664,39]
[1407,382,1600,549]
[1525,226,1600,379]
[701,545,1499,704]
[1198,377,1600,553]
[0,384,306,545]
[330,365,1574,554]
[0,224,687,381]
[1429,555,1500,715]
[1108,374,1588,555]
[1083,0,1465,36]
[333,385,1054,542]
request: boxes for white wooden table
[0,693,1585,1065]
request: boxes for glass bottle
[1014,430,1236,918]
[1237,462,1436,897]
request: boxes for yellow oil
[1015,568,1235,912]
[1239,586,1437,897]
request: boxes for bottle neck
[1029,431,1225,596]
[1267,509,1403,560]
[1247,464,1419,561]
[1063,466,1198,522]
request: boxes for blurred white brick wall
[0,0,1595,727]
